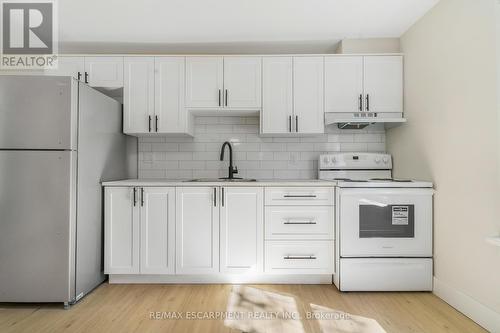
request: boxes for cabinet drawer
[265,241,333,274]
[265,206,333,240]
[265,187,334,206]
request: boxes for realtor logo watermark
[0,0,58,69]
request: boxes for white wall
[138,117,385,179]
[386,0,500,329]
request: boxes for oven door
[339,188,433,257]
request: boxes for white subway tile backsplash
[178,143,206,152]
[151,143,179,152]
[179,161,206,170]
[246,152,274,161]
[138,116,386,180]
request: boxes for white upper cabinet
[123,57,155,134]
[45,56,85,79]
[324,56,364,113]
[223,57,262,109]
[175,187,219,274]
[293,57,324,134]
[185,57,223,108]
[220,187,263,274]
[84,56,124,88]
[104,187,140,275]
[363,56,403,113]
[155,57,187,133]
[140,187,175,275]
[261,57,293,134]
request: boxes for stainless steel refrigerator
[0,76,135,306]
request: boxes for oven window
[359,205,415,238]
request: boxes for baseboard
[109,274,333,284]
[433,277,500,332]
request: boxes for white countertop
[102,179,337,187]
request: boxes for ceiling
[58,0,439,54]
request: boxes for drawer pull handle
[283,195,317,198]
[284,221,317,225]
[284,255,317,260]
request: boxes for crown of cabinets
[0,54,404,136]
[324,55,403,114]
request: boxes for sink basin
[184,178,257,182]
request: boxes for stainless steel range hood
[325,112,407,129]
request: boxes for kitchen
[0,0,499,332]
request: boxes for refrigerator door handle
[133,188,137,206]
[141,188,145,207]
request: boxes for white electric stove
[319,153,434,292]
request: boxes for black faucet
[220,141,240,179]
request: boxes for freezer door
[0,76,78,150]
[0,151,77,302]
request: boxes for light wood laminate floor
[0,283,486,333]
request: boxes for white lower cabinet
[175,187,220,274]
[140,187,176,274]
[105,185,335,281]
[265,241,333,274]
[105,187,175,275]
[105,187,140,274]
[220,187,263,273]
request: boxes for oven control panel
[319,153,392,170]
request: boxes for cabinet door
[220,187,263,274]
[140,187,175,274]
[363,56,403,113]
[223,57,261,109]
[155,57,186,133]
[293,57,324,134]
[185,57,223,108]
[104,187,139,274]
[176,187,219,274]
[261,57,293,134]
[45,56,85,79]
[324,56,363,113]
[123,57,155,134]
[84,56,124,88]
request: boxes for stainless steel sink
[184,178,257,182]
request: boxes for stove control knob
[375,157,381,164]
[383,157,389,164]
[323,156,330,165]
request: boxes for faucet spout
[220,141,238,179]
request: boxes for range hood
[325,112,407,130]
